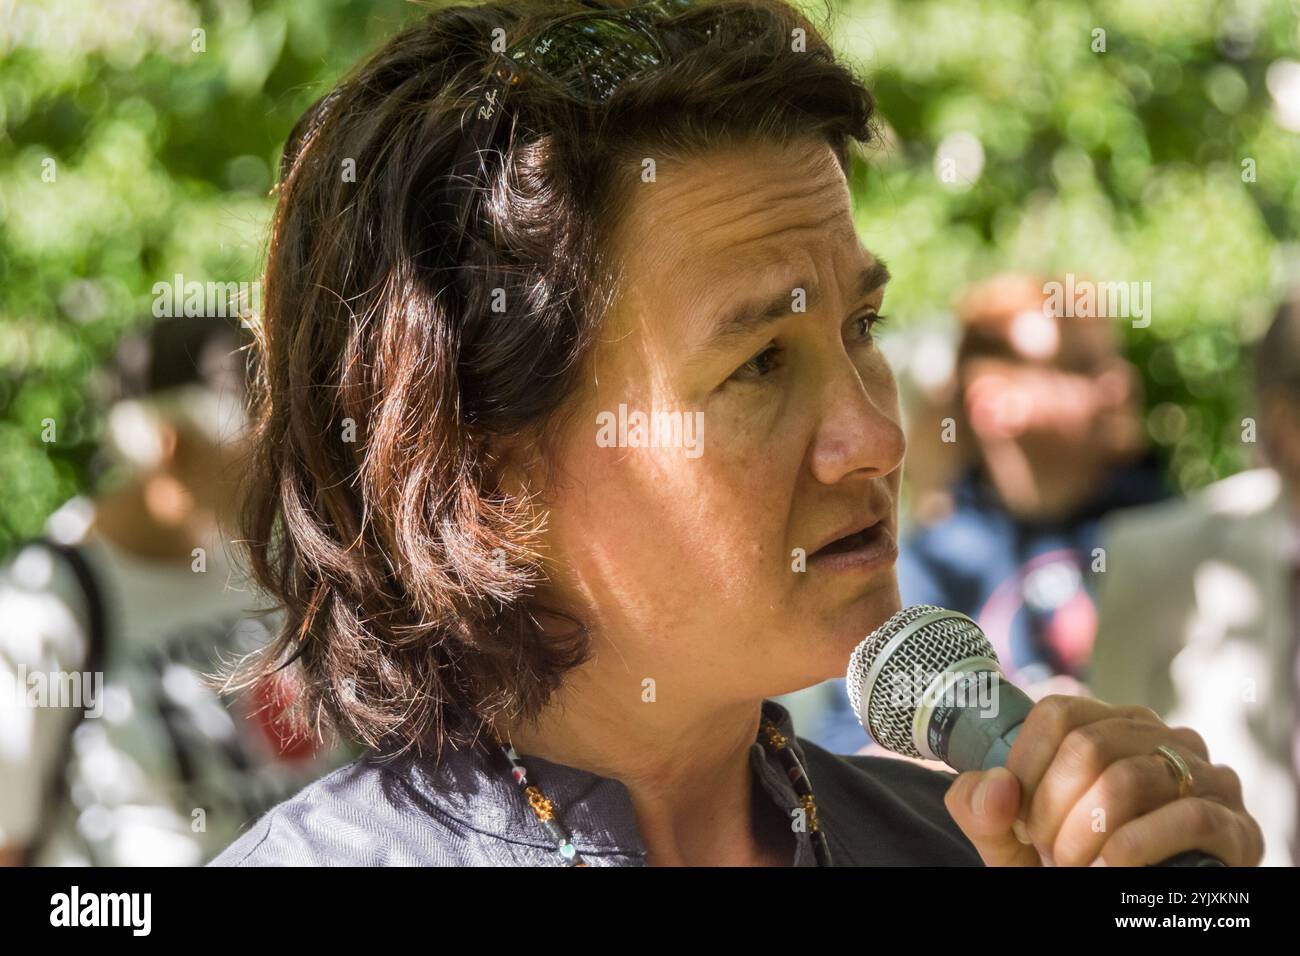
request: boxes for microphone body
[847,605,1224,867]
[917,663,1031,771]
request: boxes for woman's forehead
[616,228,875,338]
[587,141,873,374]
[606,146,865,322]
[613,139,851,262]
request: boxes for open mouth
[808,520,897,572]
[813,523,881,557]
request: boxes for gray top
[210,699,983,866]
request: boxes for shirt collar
[386,698,817,864]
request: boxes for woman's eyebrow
[689,258,891,362]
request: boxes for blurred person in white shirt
[1091,295,1300,865]
[0,315,341,866]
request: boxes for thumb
[944,766,1041,867]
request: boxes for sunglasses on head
[439,0,718,261]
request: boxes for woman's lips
[807,522,898,574]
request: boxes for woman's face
[516,137,905,703]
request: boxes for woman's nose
[808,357,906,485]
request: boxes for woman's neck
[498,675,792,866]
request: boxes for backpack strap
[21,539,109,864]
[38,541,108,675]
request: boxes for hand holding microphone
[847,605,1264,867]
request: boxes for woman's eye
[729,344,783,382]
[724,313,885,386]
[849,311,887,342]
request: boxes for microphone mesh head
[846,604,996,758]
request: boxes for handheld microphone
[846,604,1224,867]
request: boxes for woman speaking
[213,0,1262,866]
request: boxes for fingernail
[1090,857,1108,867]
[1011,818,1032,844]
[973,776,992,816]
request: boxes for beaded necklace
[492,717,833,866]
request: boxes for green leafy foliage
[3,0,1298,553]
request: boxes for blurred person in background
[1090,295,1300,866]
[0,314,340,866]
[803,273,1169,754]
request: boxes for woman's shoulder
[797,737,984,866]
[207,752,487,866]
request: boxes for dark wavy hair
[235,0,876,757]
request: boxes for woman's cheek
[704,385,789,461]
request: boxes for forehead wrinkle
[616,143,850,286]
[665,167,841,217]
[655,140,837,210]
[705,214,857,274]
[659,176,850,253]
[687,207,860,299]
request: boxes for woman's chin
[813,587,903,675]
[766,616,897,696]
[830,578,900,640]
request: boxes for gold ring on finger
[1154,744,1193,799]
